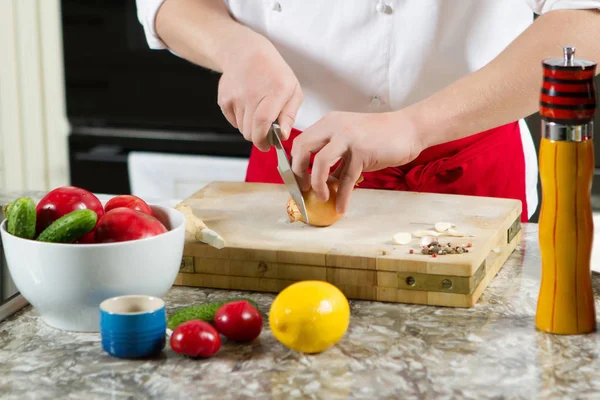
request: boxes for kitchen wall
[0,0,69,192]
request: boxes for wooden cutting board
[175,181,523,307]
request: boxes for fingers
[218,89,246,139]
[326,174,340,185]
[330,158,346,179]
[332,156,363,214]
[310,137,347,202]
[251,95,286,152]
[220,102,238,130]
[217,72,301,151]
[217,85,277,150]
[251,85,302,150]
[217,78,239,130]
[277,84,303,141]
[234,104,246,140]
[242,95,262,144]
[291,130,330,192]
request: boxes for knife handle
[267,122,282,147]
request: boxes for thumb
[277,85,303,140]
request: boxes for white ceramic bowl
[0,205,185,332]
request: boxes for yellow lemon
[269,280,350,354]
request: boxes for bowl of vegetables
[0,186,186,332]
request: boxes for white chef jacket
[136,0,600,219]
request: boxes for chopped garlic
[434,222,454,233]
[447,229,465,237]
[413,229,440,238]
[412,230,427,238]
[392,232,412,245]
[420,236,435,247]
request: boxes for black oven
[61,0,251,195]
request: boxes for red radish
[36,186,104,243]
[105,195,153,216]
[214,300,263,342]
[94,208,167,243]
[170,320,221,358]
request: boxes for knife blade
[267,122,310,224]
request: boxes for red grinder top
[540,46,597,128]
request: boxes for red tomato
[105,195,153,216]
[214,301,263,342]
[94,207,167,243]
[36,186,104,242]
[170,320,221,358]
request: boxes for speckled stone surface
[2,192,600,399]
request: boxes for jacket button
[376,1,392,14]
[370,96,382,107]
[272,2,282,12]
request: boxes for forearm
[405,9,600,149]
[155,0,273,72]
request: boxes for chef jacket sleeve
[523,0,600,14]
[135,0,168,50]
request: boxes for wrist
[388,107,429,156]
[214,29,276,72]
[403,94,472,150]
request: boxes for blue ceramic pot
[99,295,166,359]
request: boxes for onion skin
[286,176,364,227]
[286,181,344,227]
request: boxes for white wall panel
[0,0,68,191]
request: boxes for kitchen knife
[267,122,309,224]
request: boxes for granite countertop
[2,192,600,399]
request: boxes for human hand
[217,38,303,151]
[290,111,425,214]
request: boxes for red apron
[245,121,529,222]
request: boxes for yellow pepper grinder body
[536,46,597,335]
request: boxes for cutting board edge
[467,227,523,306]
[180,253,485,278]
[175,224,521,308]
[173,272,488,308]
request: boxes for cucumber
[167,297,261,330]
[37,209,97,243]
[7,197,36,239]
[2,201,14,219]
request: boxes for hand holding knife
[267,122,310,224]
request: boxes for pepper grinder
[536,46,597,335]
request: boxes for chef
[136,0,600,222]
